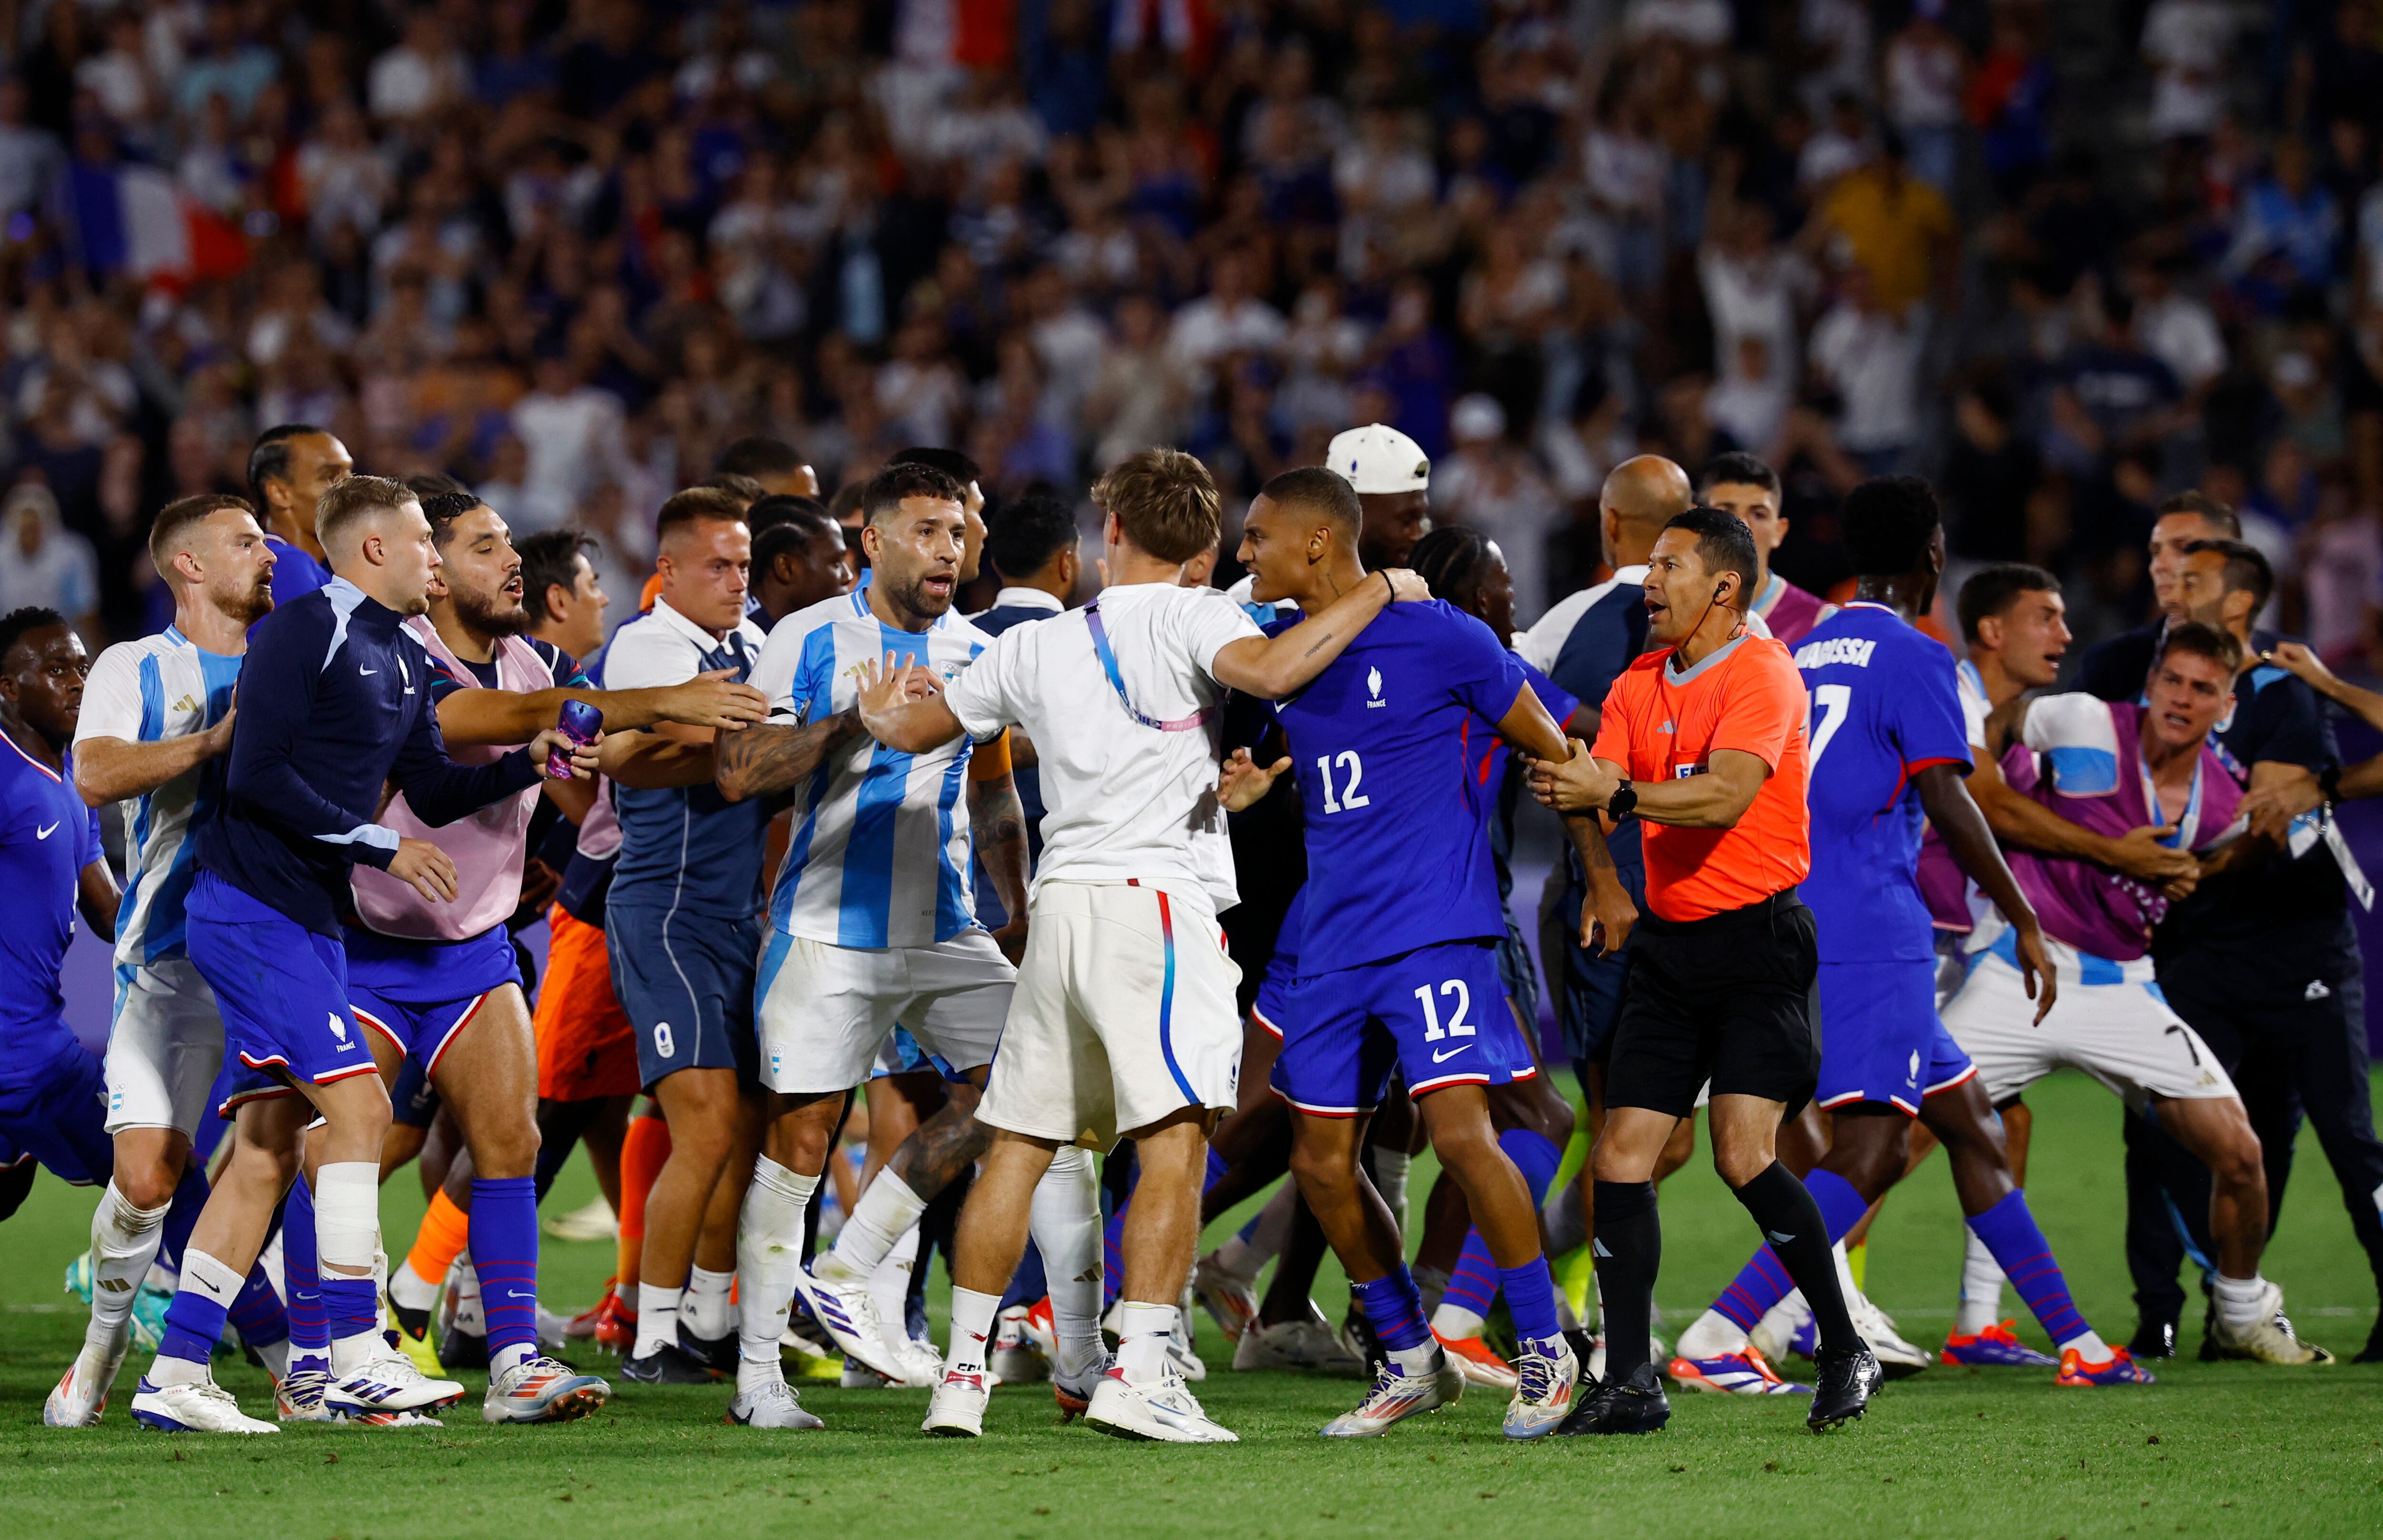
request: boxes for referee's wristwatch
[1606,778,1638,820]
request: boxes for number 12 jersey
[1264,600,1528,972]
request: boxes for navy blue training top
[193,577,541,936]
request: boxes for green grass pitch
[2,1070,2380,1539]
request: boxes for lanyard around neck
[1085,599,1209,732]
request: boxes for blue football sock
[1101,1205,1126,1311]
[1498,1258,1561,1345]
[1709,1167,1868,1331]
[1204,1148,1228,1191]
[282,1179,328,1368]
[470,1176,540,1364]
[1441,1231,1499,1320]
[1499,1128,1562,1205]
[227,1263,288,1349]
[320,1275,377,1348]
[1967,1189,2091,1348]
[156,1161,210,1274]
[1352,1266,1431,1352]
[156,1287,229,1369]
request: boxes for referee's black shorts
[1606,888,1820,1119]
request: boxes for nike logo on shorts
[1430,1045,1471,1064]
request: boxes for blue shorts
[1813,958,1977,1116]
[1272,940,1538,1116]
[389,1052,440,1129]
[607,900,759,1090]
[345,924,521,1081]
[188,871,377,1093]
[0,1033,113,1185]
[1250,948,1297,1040]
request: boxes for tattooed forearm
[968,772,1030,921]
[1564,809,1617,873]
[890,1088,994,1196]
[714,712,860,803]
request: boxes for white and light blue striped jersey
[71,627,242,966]
[749,589,996,948]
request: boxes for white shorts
[979,880,1242,1151]
[754,927,1015,1094]
[1940,949,2237,1112]
[103,958,225,1138]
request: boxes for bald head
[1602,456,1692,527]
[1600,455,1691,569]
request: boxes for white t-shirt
[943,582,1260,910]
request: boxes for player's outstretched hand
[387,837,459,903]
[528,727,601,780]
[2261,639,2335,691]
[665,669,769,731]
[1217,747,1291,811]
[855,652,915,738]
[2240,775,2323,841]
[2106,824,2199,884]
[1529,740,1617,812]
[2011,918,2058,1025]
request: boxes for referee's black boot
[2127,1317,2177,1359]
[1554,1362,1669,1436]
[1807,1345,1882,1432]
[2355,1315,2383,1364]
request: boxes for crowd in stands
[0,0,2377,662]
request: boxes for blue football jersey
[1269,601,1528,972]
[1792,603,1972,962]
[0,734,104,1059]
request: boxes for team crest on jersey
[328,1012,349,1044]
[1366,666,1385,708]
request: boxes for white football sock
[867,1229,918,1347]
[2062,1327,2112,1359]
[946,1286,1001,1378]
[2213,1272,2268,1331]
[1675,1307,1749,1359]
[1954,1229,2007,1336]
[683,1266,735,1341]
[1212,1183,1298,1279]
[1431,1301,1486,1339]
[1115,1301,1177,1383]
[633,1284,684,1360]
[826,1171,927,1283]
[734,1157,816,1391]
[1030,1146,1105,1379]
[388,1256,439,1314]
[84,1181,172,1356]
[448,1261,484,1337]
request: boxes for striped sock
[1436,1232,1499,1329]
[470,1176,541,1371]
[1966,1189,2095,1350]
[1351,1266,1431,1352]
[281,1179,329,1371]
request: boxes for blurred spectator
[1809,265,1923,475]
[0,484,101,642]
[1883,2,1966,195]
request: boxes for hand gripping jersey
[72,628,242,966]
[1998,694,2243,962]
[748,588,996,949]
[1791,604,1971,961]
[349,618,574,941]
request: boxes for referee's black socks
[1731,1161,1860,1355]
[1590,1179,1660,1382]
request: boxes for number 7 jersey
[1264,600,1528,971]
[1792,602,1974,962]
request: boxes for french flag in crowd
[54,159,249,290]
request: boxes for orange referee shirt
[1589,632,1811,922]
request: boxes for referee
[1530,507,1881,1435]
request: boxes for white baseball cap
[1325,423,1430,496]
